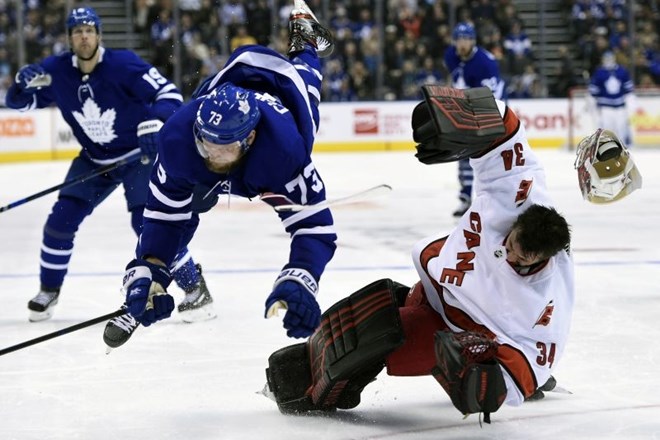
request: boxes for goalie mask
[574,129,642,204]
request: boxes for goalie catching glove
[411,86,506,164]
[431,330,506,423]
[574,128,642,204]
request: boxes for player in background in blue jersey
[444,22,505,217]
[5,8,216,344]
[117,0,337,340]
[588,51,636,146]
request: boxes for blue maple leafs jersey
[5,47,183,164]
[140,45,337,282]
[588,65,634,108]
[444,46,505,100]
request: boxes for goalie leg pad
[309,278,406,410]
[266,343,317,414]
[431,330,506,422]
[265,279,406,413]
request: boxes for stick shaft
[0,154,143,213]
[270,184,392,212]
[0,309,127,357]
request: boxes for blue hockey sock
[171,250,199,293]
[39,197,91,289]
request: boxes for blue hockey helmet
[67,7,102,34]
[194,82,261,152]
[452,22,476,40]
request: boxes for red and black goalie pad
[431,331,506,423]
[307,278,406,410]
[412,86,506,164]
[266,279,407,413]
[266,343,316,414]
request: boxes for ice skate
[103,305,140,352]
[288,0,334,58]
[28,287,60,322]
[177,264,217,323]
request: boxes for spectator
[230,25,257,52]
[246,0,271,46]
[503,20,533,77]
[551,45,578,97]
[150,8,175,77]
[219,0,246,39]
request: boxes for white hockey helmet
[574,128,642,204]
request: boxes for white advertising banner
[1,96,658,161]
[0,109,52,153]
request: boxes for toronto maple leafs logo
[72,98,118,144]
[238,97,250,114]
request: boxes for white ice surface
[0,149,659,440]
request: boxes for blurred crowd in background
[0,0,658,104]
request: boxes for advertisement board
[1,96,658,162]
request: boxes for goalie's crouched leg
[265,278,407,413]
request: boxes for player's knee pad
[266,278,407,413]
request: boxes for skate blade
[28,308,55,322]
[178,303,218,323]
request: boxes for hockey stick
[0,153,146,213]
[261,184,393,213]
[0,308,127,357]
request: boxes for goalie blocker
[412,86,506,164]
[265,279,507,422]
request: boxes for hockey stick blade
[270,184,393,213]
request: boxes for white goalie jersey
[412,101,575,406]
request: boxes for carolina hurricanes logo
[534,300,554,327]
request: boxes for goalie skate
[288,0,334,58]
[177,264,216,323]
[28,287,60,322]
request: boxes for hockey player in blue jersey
[118,0,337,340]
[444,22,505,217]
[5,8,215,341]
[588,51,635,145]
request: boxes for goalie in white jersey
[263,86,576,423]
